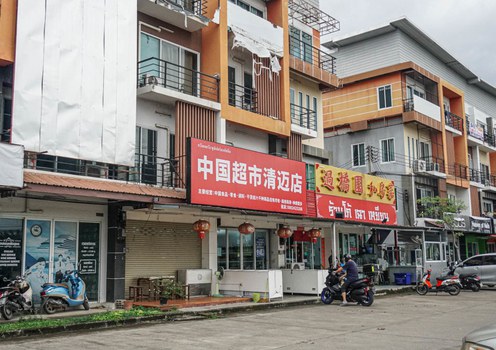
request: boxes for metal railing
[290,103,317,131]
[155,0,207,17]
[466,120,496,147]
[25,152,184,188]
[413,156,445,174]
[289,36,336,74]
[228,81,258,113]
[444,111,463,132]
[447,163,468,180]
[403,98,414,112]
[469,168,496,187]
[137,57,219,102]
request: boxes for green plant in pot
[160,279,185,305]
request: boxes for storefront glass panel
[255,231,267,269]
[217,229,227,269]
[228,229,241,269]
[53,221,77,283]
[78,223,100,301]
[217,228,269,270]
[25,220,51,302]
[242,233,254,269]
[0,218,23,280]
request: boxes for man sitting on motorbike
[335,254,358,306]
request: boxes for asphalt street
[2,289,496,350]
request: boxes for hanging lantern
[307,228,321,244]
[277,226,293,239]
[193,219,210,240]
[238,222,255,235]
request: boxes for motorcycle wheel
[83,298,90,310]
[320,288,334,305]
[415,284,429,295]
[43,299,57,314]
[0,306,13,320]
[360,290,374,307]
[470,283,481,292]
[448,285,461,296]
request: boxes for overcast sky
[320,0,496,86]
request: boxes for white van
[455,253,496,286]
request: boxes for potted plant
[159,279,185,305]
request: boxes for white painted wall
[225,122,269,153]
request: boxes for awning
[367,229,391,245]
[488,235,496,243]
[424,219,445,228]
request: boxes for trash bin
[394,273,412,285]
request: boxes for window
[250,6,263,17]
[483,201,493,215]
[377,85,392,109]
[352,143,365,167]
[217,228,268,270]
[1,94,12,142]
[464,256,483,266]
[230,0,264,18]
[484,255,496,265]
[481,164,490,183]
[289,26,313,64]
[381,138,395,163]
[419,141,430,160]
[134,127,157,185]
[488,243,496,253]
[425,242,441,261]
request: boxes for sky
[319,0,496,86]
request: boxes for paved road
[2,290,496,350]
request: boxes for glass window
[228,229,241,269]
[236,0,250,11]
[242,233,254,269]
[217,229,268,270]
[289,26,301,59]
[302,32,313,64]
[425,242,441,261]
[378,85,392,109]
[306,163,315,190]
[464,256,484,266]
[0,218,23,280]
[352,143,365,167]
[483,255,496,265]
[255,231,267,270]
[250,6,263,17]
[217,229,227,269]
[381,138,395,163]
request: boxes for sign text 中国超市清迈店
[188,139,307,215]
[314,164,397,225]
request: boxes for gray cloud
[320,0,496,85]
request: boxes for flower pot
[159,297,168,305]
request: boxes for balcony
[138,0,209,32]
[288,0,340,36]
[137,57,220,110]
[469,168,496,192]
[289,35,338,88]
[403,96,441,129]
[26,152,184,189]
[290,103,317,139]
[412,156,446,178]
[228,81,258,114]
[466,120,496,150]
[444,111,463,135]
[447,163,468,187]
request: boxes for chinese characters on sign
[314,164,397,225]
[188,139,307,215]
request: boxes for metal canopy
[288,0,340,36]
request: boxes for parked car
[461,323,496,350]
[455,253,496,287]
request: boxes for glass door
[161,41,180,90]
[139,33,160,85]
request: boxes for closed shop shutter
[125,220,202,296]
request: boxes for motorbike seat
[436,275,452,281]
[349,278,368,288]
[43,283,69,289]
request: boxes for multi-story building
[0,0,348,302]
[323,18,496,273]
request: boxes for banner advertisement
[188,138,307,215]
[78,223,100,301]
[314,164,397,225]
[53,222,77,283]
[0,218,23,280]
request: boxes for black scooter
[320,269,375,306]
[0,275,34,320]
[447,262,481,292]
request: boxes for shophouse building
[322,18,496,278]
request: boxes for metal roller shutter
[125,220,202,296]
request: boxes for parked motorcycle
[0,275,34,320]
[321,269,375,306]
[446,262,481,292]
[415,269,462,295]
[40,270,90,314]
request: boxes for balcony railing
[26,152,184,188]
[137,57,219,102]
[445,111,463,132]
[447,163,468,180]
[228,81,258,113]
[289,36,336,75]
[413,156,445,174]
[469,168,496,187]
[466,120,496,147]
[155,0,207,17]
[290,103,317,131]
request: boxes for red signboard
[315,193,397,225]
[188,138,307,215]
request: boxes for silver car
[461,323,496,350]
[455,253,496,287]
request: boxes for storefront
[0,198,106,303]
[458,216,493,260]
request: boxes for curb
[0,287,410,340]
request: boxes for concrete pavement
[2,289,496,349]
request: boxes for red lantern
[193,219,210,240]
[238,222,255,235]
[277,226,293,239]
[307,228,321,244]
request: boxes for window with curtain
[381,138,395,163]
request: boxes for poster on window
[25,220,51,303]
[0,218,23,282]
[53,222,77,283]
[78,223,100,301]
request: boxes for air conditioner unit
[140,74,158,87]
[85,164,108,178]
[291,262,305,270]
[413,159,426,172]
